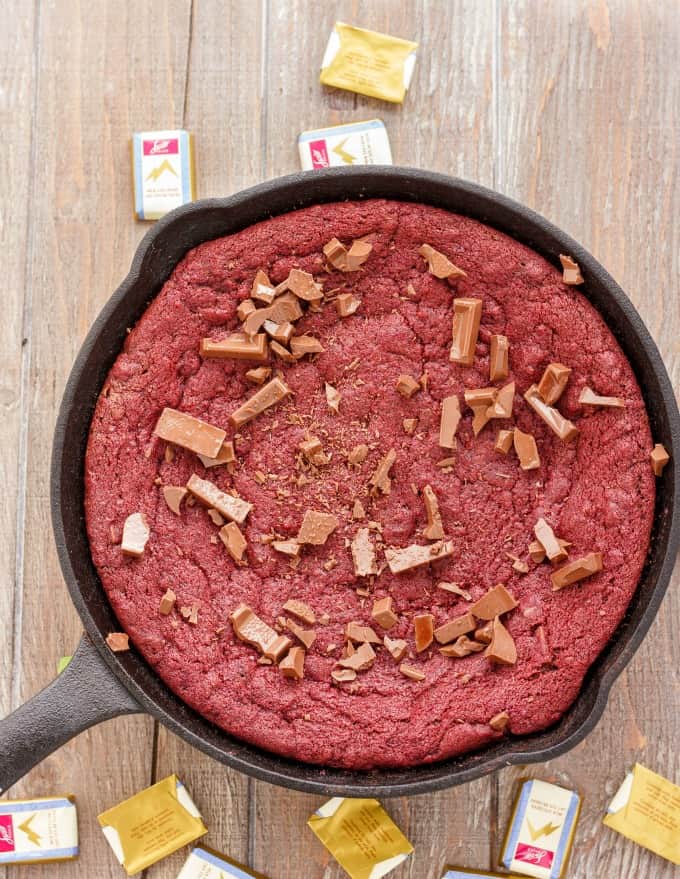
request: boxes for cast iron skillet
[1,168,678,798]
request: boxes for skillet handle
[0,634,142,794]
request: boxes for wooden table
[1,1,678,876]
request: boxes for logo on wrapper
[515,843,554,867]
[143,138,179,156]
[309,140,330,168]
[0,816,15,852]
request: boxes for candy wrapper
[0,795,78,865]
[298,119,392,170]
[603,763,680,865]
[308,798,413,879]
[442,869,527,879]
[98,774,207,875]
[177,845,268,878]
[131,129,196,220]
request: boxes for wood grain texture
[0,1,678,877]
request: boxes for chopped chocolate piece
[433,612,476,644]
[187,474,252,524]
[331,668,357,683]
[385,540,454,574]
[489,381,515,419]
[369,448,397,495]
[371,596,398,629]
[242,292,303,336]
[162,486,187,515]
[436,456,457,468]
[509,555,529,574]
[164,446,175,463]
[200,332,269,362]
[650,443,670,476]
[489,334,509,381]
[348,443,369,465]
[495,429,514,454]
[154,407,226,459]
[229,377,292,428]
[237,298,257,322]
[270,340,296,363]
[230,603,277,653]
[489,710,510,731]
[534,518,568,563]
[384,636,408,661]
[263,635,293,662]
[197,440,237,469]
[263,319,295,345]
[403,417,418,435]
[513,428,541,470]
[474,620,494,643]
[537,362,571,406]
[419,243,467,279]
[422,484,445,540]
[282,599,316,625]
[469,584,518,620]
[346,621,382,644]
[219,522,248,564]
[485,616,517,665]
[399,663,426,681]
[272,540,301,558]
[335,292,361,317]
[286,618,316,649]
[439,395,461,448]
[524,385,579,441]
[414,613,434,651]
[286,268,323,302]
[106,632,130,652]
[251,270,276,304]
[280,645,305,680]
[440,635,485,657]
[579,386,626,408]
[299,435,329,467]
[121,512,150,557]
[180,605,199,625]
[551,552,603,590]
[207,509,225,526]
[324,237,373,271]
[323,237,347,269]
[338,642,376,671]
[325,382,341,414]
[159,588,176,615]
[352,499,366,520]
[528,539,547,563]
[396,374,420,398]
[450,298,482,365]
[437,581,471,600]
[290,335,325,357]
[559,254,584,285]
[464,387,496,435]
[245,366,272,385]
[297,510,338,545]
[351,527,378,576]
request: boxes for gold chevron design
[145,159,178,182]
[18,814,41,846]
[526,817,561,841]
[332,137,357,165]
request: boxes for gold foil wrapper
[603,763,680,865]
[308,797,413,879]
[98,774,207,875]
[320,23,417,103]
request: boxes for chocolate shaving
[369,448,397,495]
[422,484,445,540]
[437,581,471,600]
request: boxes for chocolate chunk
[299,436,330,467]
[332,668,357,683]
[282,599,316,625]
[524,385,579,441]
[324,237,373,271]
[197,440,237,469]
[396,374,421,399]
[263,320,295,345]
[219,522,248,564]
[433,612,476,645]
[473,620,494,643]
[450,298,482,365]
[440,635,485,657]
[528,539,546,563]
[106,632,130,652]
[290,335,324,358]
[245,366,272,385]
[422,484,445,540]
[230,603,277,653]
[464,387,496,435]
[286,268,323,303]
[551,552,603,590]
[237,299,257,322]
[121,512,150,557]
[534,518,568,563]
[439,395,461,448]
[180,604,199,624]
[469,584,518,620]
[251,269,275,304]
[513,428,541,470]
[263,635,293,663]
[270,340,296,363]
[403,417,418,435]
[229,377,292,429]
[437,581,471,600]
[335,293,361,317]
[297,510,338,545]
[414,614,434,651]
[495,429,514,454]
[159,588,176,615]
[200,333,269,362]
[369,448,397,495]
[162,486,187,515]
[371,596,398,629]
[489,710,510,731]
[272,540,301,558]
[338,642,376,671]
[325,382,341,414]
[488,381,515,419]
[399,663,426,681]
[208,509,225,526]
[242,292,303,336]
[286,618,316,649]
[537,362,571,406]
[352,499,366,519]
[348,443,369,465]
[346,621,382,644]
[280,646,305,680]
[650,443,670,476]
[384,636,408,661]
[419,243,467,279]
[579,386,626,409]
[187,474,252,524]
[351,527,378,576]
[485,616,517,665]
[489,334,509,381]
[154,407,226,459]
[559,254,584,285]
[385,540,454,574]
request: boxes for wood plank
[145,1,264,874]
[252,3,497,878]
[496,2,680,877]
[5,2,191,878]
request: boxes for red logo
[515,842,553,868]
[309,140,330,169]
[143,138,179,156]
[0,815,15,852]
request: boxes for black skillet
[1,168,678,797]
